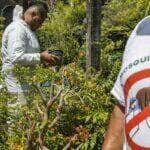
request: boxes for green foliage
[37,1,86,64]
[1,0,150,149]
[101,0,150,80]
[1,64,111,149]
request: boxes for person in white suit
[1,2,58,107]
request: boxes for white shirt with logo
[111,16,150,150]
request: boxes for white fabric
[7,92,27,108]
[111,16,150,149]
[1,19,41,93]
[0,84,3,89]
[13,5,23,21]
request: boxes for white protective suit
[1,5,41,106]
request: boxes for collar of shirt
[16,19,32,31]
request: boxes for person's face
[24,12,46,31]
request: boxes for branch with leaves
[26,78,69,150]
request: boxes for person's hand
[40,50,60,66]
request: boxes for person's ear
[31,11,37,17]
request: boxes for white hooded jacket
[1,5,41,92]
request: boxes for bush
[1,0,150,149]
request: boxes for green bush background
[1,0,150,149]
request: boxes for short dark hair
[25,1,48,16]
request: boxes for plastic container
[48,49,64,65]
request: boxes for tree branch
[63,134,78,150]
[26,122,36,149]
[47,88,63,109]
[34,84,47,106]
[36,102,44,119]
[48,91,67,128]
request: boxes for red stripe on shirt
[124,69,150,100]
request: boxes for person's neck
[21,16,35,31]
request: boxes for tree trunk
[22,0,29,11]
[86,0,101,71]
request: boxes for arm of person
[7,27,41,66]
[7,26,57,66]
[102,103,125,150]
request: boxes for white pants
[7,92,27,108]
[7,92,27,135]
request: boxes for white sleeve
[111,72,125,107]
[8,27,41,66]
